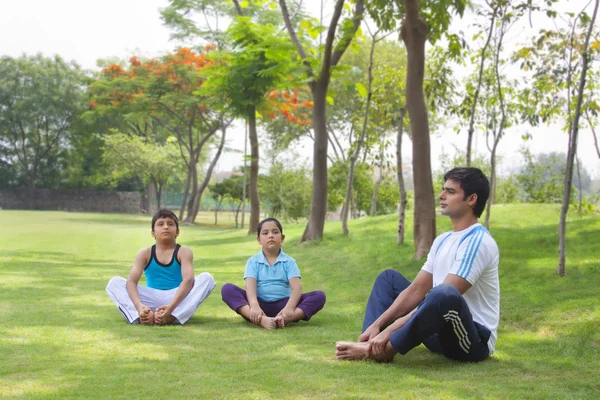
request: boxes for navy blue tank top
[144,244,182,290]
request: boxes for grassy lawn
[0,205,598,399]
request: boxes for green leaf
[355,82,367,97]
[326,96,335,105]
[240,1,249,8]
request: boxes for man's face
[438,179,476,218]
[152,217,179,240]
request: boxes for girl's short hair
[256,218,283,237]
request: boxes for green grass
[0,206,599,399]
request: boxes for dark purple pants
[221,283,326,321]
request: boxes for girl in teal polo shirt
[221,218,326,329]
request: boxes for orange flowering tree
[88,46,228,219]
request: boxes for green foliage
[205,16,299,119]
[515,150,572,204]
[495,175,520,204]
[367,0,467,44]
[328,160,374,215]
[260,161,312,220]
[0,54,89,189]
[102,132,181,194]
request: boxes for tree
[0,54,88,201]
[514,2,600,275]
[260,160,312,221]
[368,0,467,258]
[340,25,384,235]
[279,0,366,242]
[103,132,181,209]
[206,14,299,235]
[88,48,228,221]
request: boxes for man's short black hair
[444,168,490,218]
[257,218,283,237]
[152,209,179,231]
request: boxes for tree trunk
[145,182,156,214]
[558,0,598,276]
[241,120,248,229]
[301,84,329,242]
[186,162,199,218]
[247,106,260,235]
[341,160,356,235]
[575,156,582,214]
[155,180,163,210]
[402,0,436,259]
[179,160,194,220]
[188,127,227,223]
[396,107,407,245]
[484,142,498,230]
[235,201,243,229]
[370,144,384,217]
[466,4,498,167]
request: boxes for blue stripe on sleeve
[435,233,453,257]
[458,227,485,278]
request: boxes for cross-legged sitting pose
[336,167,499,362]
[106,209,215,325]
[221,218,326,330]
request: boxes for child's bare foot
[259,316,277,330]
[155,311,178,326]
[274,315,285,329]
[139,307,155,325]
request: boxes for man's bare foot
[259,316,277,330]
[335,341,372,361]
[274,315,285,329]
[139,307,155,325]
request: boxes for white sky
[1,0,599,179]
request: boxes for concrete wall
[0,189,142,213]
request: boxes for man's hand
[369,330,392,360]
[249,306,265,325]
[359,324,380,342]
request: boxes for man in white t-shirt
[336,167,499,362]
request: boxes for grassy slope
[0,206,598,399]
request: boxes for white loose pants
[106,272,216,324]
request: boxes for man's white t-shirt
[421,223,500,354]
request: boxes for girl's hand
[249,306,265,325]
[277,308,295,323]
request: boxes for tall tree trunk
[396,107,407,245]
[341,161,356,234]
[186,163,199,218]
[466,4,498,167]
[558,0,598,276]
[179,160,194,220]
[575,156,582,214]
[247,106,260,235]
[145,182,156,214]
[155,180,163,210]
[341,31,377,234]
[370,144,384,217]
[235,201,242,229]
[241,120,248,229]
[402,0,436,259]
[188,127,227,223]
[302,84,329,242]
[484,140,499,230]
